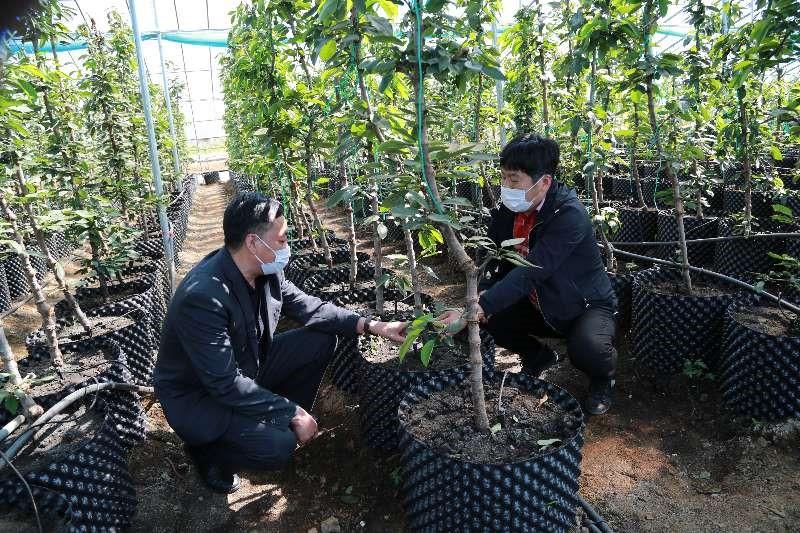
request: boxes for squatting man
[155,193,407,493]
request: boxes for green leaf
[537,438,561,449]
[500,237,525,248]
[490,423,502,435]
[425,0,447,13]
[378,0,398,19]
[377,222,388,240]
[770,146,783,161]
[319,39,337,62]
[481,65,505,81]
[420,339,436,367]
[326,188,348,208]
[378,71,394,93]
[428,213,452,224]
[3,394,19,416]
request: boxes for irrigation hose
[0,382,154,472]
[578,493,615,533]
[610,232,800,246]
[601,243,800,315]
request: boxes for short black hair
[223,192,284,249]
[499,134,560,179]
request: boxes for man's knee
[567,328,616,377]
[242,428,297,471]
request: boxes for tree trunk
[644,0,692,292]
[411,67,490,431]
[304,135,333,266]
[631,102,646,208]
[0,196,65,369]
[0,327,43,418]
[535,0,550,133]
[14,167,91,332]
[693,159,704,219]
[340,154,359,289]
[738,86,752,236]
[403,227,423,313]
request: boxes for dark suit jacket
[154,247,360,445]
[478,180,616,333]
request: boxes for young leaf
[537,438,561,448]
[420,339,436,367]
[319,39,337,62]
[500,237,525,248]
[490,423,502,435]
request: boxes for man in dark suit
[438,134,617,415]
[155,192,406,493]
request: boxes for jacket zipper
[528,209,560,333]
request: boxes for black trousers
[189,328,337,472]
[483,297,617,381]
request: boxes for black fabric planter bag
[719,299,800,421]
[301,265,377,300]
[287,250,371,287]
[654,211,718,266]
[397,371,585,533]
[0,264,11,314]
[288,230,339,251]
[328,288,433,394]
[0,352,146,531]
[630,267,743,375]
[203,171,220,184]
[613,207,657,245]
[3,255,31,300]
[26,307,156,386]
[607,270,635,334]
[713,218,782,283]
[722,188,774,217]
[358,328,496,451]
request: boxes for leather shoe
[585,379,615,415]
[184,444,241,494]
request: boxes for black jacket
[154,247,360,445]
[478,180,616,333]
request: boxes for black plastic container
[630,267,743,375]
[397,371,585,533]
[719,298,800,421]
[654,211,718,266]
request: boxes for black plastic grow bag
[654,211,718,266]
[713,218,783,283]
[629,267,744,375]
[722,188,774,217]
[719,297,800,421]
[397,371,585,533]
[0,344,146,531]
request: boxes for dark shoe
[521,346,559,377]
[585,379,615,415]
[184,444,241,494]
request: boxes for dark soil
[646,279,733,298]
[318,280,376,295]
[342,299,418,318]
[361,334,467,372]
[402,380,579,463]
[733,306,799,337]
[56,315,134,340]
[75,284,148,310]
[20,348,111,398]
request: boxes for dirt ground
[3,181,799,532]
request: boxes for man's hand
[434,305,487,336]
[370,320,408,343]
[290,406,318,444]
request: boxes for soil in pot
[402,379,579,463]
[344,299,418,318]
[73,284,149,311]
[57,315,135,341]
[18,347,114,399]
[643,279,731,298]
[316,279,376,297]
[732,306,799,337]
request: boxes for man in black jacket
[155,193,406,493]
[438,134,617,415]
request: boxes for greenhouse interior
[0,0,798,531]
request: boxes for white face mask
[251,234,291,275]
[500,180,538,213]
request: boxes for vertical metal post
[152,0,181,176]
[492,21,506,146]
[129,0,177,294]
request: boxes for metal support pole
[128,0,177,294]
[153,0,181,177]
[492,21,506,146]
